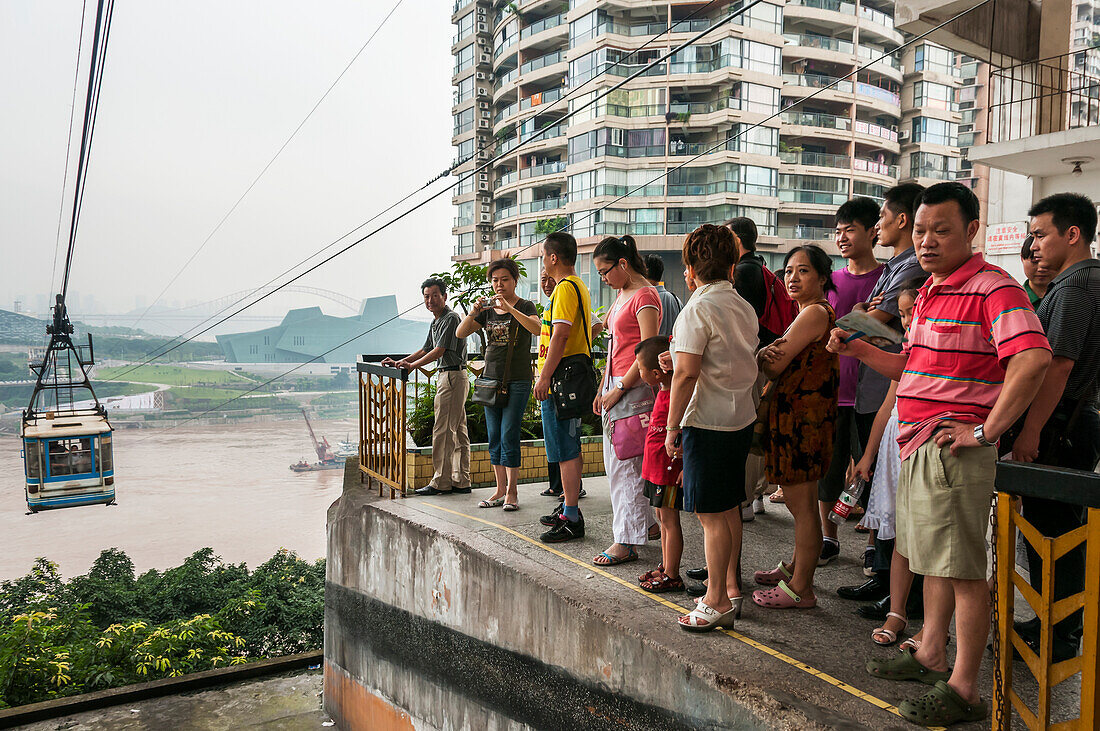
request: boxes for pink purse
[607,386,655,461]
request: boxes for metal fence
[991,461,1100,729]
[987,47,1100,145]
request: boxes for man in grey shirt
[644,254,681,338]
[383,277,470,495]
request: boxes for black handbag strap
[499,312,518,390]
[554,277,591,356]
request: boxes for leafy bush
[0,547,324,709]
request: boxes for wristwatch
[974,424,993,447]
[615,381,626,391]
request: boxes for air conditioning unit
[478,119,490,129]
[479,53,492,64]
[479,101,489,111]
[481,110,491,119]
[480,213,493,223]
[478,172,488,181]
[481,234,491,243]
[898,130,911,142]
[478,181,490,191]
[477,6,486,16]
[476,71,487,80]
[478,86,489,96]
[480,203,491,214]
[477,35,487,45]
[477,22,488,32]
[478,150,492,160]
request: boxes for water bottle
[828,477,869,525]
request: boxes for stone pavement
[386,475,1080,730]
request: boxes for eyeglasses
[596,265,616,277]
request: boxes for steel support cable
[106,0,750,380]
[137,0,993,440]
[128,0,409,331]
[50,0,91,299]
[61,0,112,302]
[105,0,727,381]
[64,0,115,300]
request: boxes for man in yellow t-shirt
[535,232,591,543]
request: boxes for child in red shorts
[635,336,685,593]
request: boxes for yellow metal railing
[357,361,408,498]
[992,462,1100,730]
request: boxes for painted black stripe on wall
[325,582,732,731]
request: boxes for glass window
[911,117,958,146]
[456,138,475,161]
[455,76,475,105]
[729,124,779,155]
[913,81,957,111]
[455,232,474,254]
[98,434,112,472]
[47,437,95,477]
[454,45,474,75]
[24,440,42,479]
[455,12,474,43]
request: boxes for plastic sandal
[753,562,793,586]
[898,680,988,726]
[640,572,685,593]
[752,580,817,609]
[638,564,664,583]
[866,647,951,685]
[677,601,737,633]
[694,595,744,619]
[477,497,505,508]
[872,612,908,646]
[593,547,638,566]
[502,502,519,512]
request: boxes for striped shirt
[896,253,1050,459]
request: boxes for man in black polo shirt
[1010,192,1100,661]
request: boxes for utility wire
[50,0,90,300]
[105,0,740,380]
[107,0,726,381]
[129,0,408,331]
[136,0,993,440]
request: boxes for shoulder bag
[550,279,599,420]
[471,315,517,409]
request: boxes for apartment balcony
[519,12,565,44]
[857,46,903,81]
[782,33,856,66]
[784,0,858,27]
[854,80,902,110]
[780,150,851,169]
[779,189,850,206]
[783,73,855,102]
[858,5,903,45]
[494,195,568,223]
[969,49,1100,179]
[518,50,566,86]
[777,225,835,241]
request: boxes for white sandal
[872,611,907,646]
[694,595,744,619]
[678,601,737,633]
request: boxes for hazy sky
[0,1,455,322]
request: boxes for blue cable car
[22,295,116,513]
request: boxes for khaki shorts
[896,439,997,580]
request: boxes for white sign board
[986,221,1028,256]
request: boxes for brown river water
[0,418,356,580]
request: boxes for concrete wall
[324,485,768,731]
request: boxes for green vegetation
[95,365,248,387]
[0,547,324,709]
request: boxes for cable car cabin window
[47,438,96,477]
[98,435,113,472]
[25,441,43,479]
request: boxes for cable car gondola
[21,295,115,513]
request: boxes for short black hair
[883,183,925,226]
[644,254,665,282]
[783,244,836,293]
[1020,235,1036,260]
[544,231,577,266]
[594,235,646,274]
[486,257,520,281]
[1028,192,1097,245]
[899,275,927,300]
[421,277,447,297]
[723,217,758,252]
[835,197,880,231]
[633,335,670,371]
[915,182,980,225]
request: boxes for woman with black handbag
[457,258,539,511]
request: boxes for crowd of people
[384,183,1100,727]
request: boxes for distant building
[216,296,429,364]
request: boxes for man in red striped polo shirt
[829,183,1051,727]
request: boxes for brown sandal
[639,563,664,583]
[640,572,685,593]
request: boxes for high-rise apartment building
[450,0,968,304]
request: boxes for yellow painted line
[421,501,944,729]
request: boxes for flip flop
[753,562,793,586]
[477,497,505,508]
[502,502,519,512]
[872,612,908,646]
[678,601,736,632]
[752,580,816,609]
[593,548,638,566]
[898,680,988,726]
[768,488,785,503]
[866,647,951,685]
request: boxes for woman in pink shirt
[592,235,661,566]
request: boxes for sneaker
[741,504,755,522]
[541,513,585,543]
[819,539,840,566]
[752,497,766,514]
[863,547,876,577]
[540,503,564,526]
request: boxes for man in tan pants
[384,277,470,495]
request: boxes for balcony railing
[520,160,566,179]
[519,86,563,110]
[856,81,901,106]
[784,33,854,54]
[787,0,856,14]
[853,157,898,177]
[854,119,899,141]
[780,110,852,131]
[779,189,849,206]
[780,150,851,169]
[494,195,567,221]
[520,13,564,39]
[520,50,563,76]
[777,225,834,240]
[987,46,1100,144]
[783,73,854,93]
[910,164,959,181]
[858,5,895,31]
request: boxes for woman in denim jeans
[457,258,539,511]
